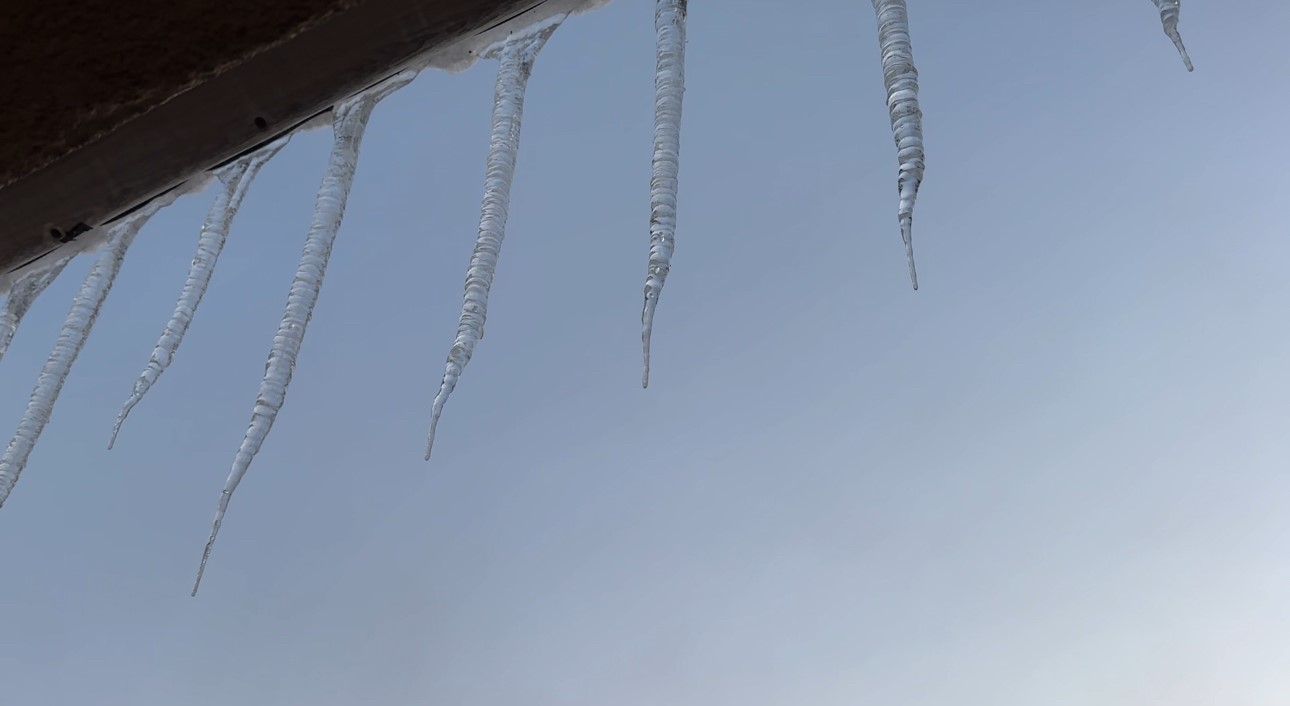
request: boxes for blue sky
[3,1,1290,703]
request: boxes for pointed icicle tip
[641,0,688,389]
[1152,0,1194,72]
[872,0,926,290]
[424,21,561,462]
[109,139,286,451]
[900,216,918,291]
[192,73,414,595]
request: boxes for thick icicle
[641,0,688,389]
[1151,0,1194,72]
[0,256,73,365]
[424,19,564,461]
[0,209,161,509]
[872,0,924,290]
[192,72,413,596]
[109,138,287,450]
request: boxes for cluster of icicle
[0,0,1194,592]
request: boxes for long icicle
[0,209,162,509]
[641,0,687,389]
[192,72,414,596]
[109,138,288,450]
[872,0,925,291]
[0,256,74,364]
[424,18,564,461]
[1151,0,1194,72]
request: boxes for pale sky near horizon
[3,1,1290,704]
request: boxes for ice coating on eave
[641,0,688,389]
[418,1,605,74]
[191,72,414,596]
[0,174,216,297]
[0,256,73,364]
[872,0,924,290]
[0,207,162,509]
[109,137,288,450]
[1151,0,1194,72]
[424,18,564,462]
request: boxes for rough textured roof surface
[0,0,357,188]
[0,0,533,275]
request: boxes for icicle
[0,210,161,509]
[0,256,73,364]
[872,0,924,291]
[192,72,414,596]
[424,19,564,461]
[641,0,688,389]
[109,138,287,450]
[1151,0,1193,72]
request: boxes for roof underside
[0,0,538,275]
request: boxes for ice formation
[872,0,924,291]
[0,203,168,508]
[0,256,72,364]
[0,1,1204,596]
[640,0,687,389]
[424,17,565,461]
[191,73,414,596]
[1151,0,1194,72]
[109,137,288,450]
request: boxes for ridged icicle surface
[872,0,925,290]
[1151,0,1194,72]
[640,0,687,389]
[192,72,414,596]
[0,256,73,364]
[424,18,564,461]
[109,137,288,450]
[0,208,161,508]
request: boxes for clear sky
[3,1,1289,704]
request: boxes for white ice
[1151,0,1194,72]
[424,18,564,461]
[109,137,288,450]
[872,0,925,291]
[641,0,688,389]
[191,72,415,596]
[0,256,73,365]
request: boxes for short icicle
[109,137,288,450]
[0,256,74,365]
[872,0,925,290]
[424,18,565,461]
[1151,0,1194,72]
[192,73,414,596]
[641,0,688,389]
[0,207,164,509]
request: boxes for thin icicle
[1151,0,1193,72]
[872,0,924,290]
[424,19,564,461]
[192,72,414,596]
[641,0,687,389]
[109,138,287,450]
[0,256,73,364]
[0,210,161,509]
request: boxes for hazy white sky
[4,1,1290,704]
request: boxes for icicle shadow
[871,0,924,291]
[109,137,288,450]
[0,256,74,365]
[424,17,565,461]
[641,0,688,389]
[1151,0,1194,72]
[192,72,415,596]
